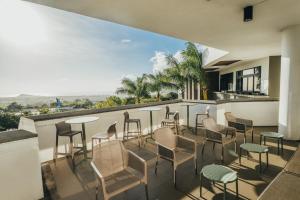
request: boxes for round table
[200,164,238,200]
[180,103,197,130]
[260,132,284,155]
[66,116,99,159]
[138,107,162,140]
[239,143,269,173]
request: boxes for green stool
[260,132,284,155]
[239,143,269,173]
[200,164,238,200]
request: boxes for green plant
[0,113,20,131]
[116,74,150,103]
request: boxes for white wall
[0,138,44,200]
[219,57,270,95]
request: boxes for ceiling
[26,0,300,66]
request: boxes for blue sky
[0,0,187,97]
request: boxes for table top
[138,107,162,111]
[201,164,237,183]
[65,116,99,124]
[261,132,284,138]
[240,143,268,153]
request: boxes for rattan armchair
[91,140,148,200]
[225,112,254,143]
[202,118,237,163]
[154,127,197,188]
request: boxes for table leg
[224,183,227,200]
[266,151,269,169]
[239,148,242,165]
[260,135,262,145]
[277,139,280,155]
[264,137,266,145]
[259,153,262,173]
[149,111,154,138]
[200,173,203,197]
[281,138,284,154]
[236,178,239,199]
[187,105,190,128]
[81,123,88,159]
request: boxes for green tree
[94,96,122,108]
[0,113,20,131]
[165,54,187,98]
[146,72,174,101]
[181,42,208,99]
[6,102,23,112]
[39,104,50,114]
[116,74,150,103]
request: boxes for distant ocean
[0,94,110,106]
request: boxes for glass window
[243,68,254,75]
[243,78,248,91]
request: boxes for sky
[0,0,188,97]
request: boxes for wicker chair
[225,112,254,143]
[195,106,210,135]
[202,118,237,163]
[161,112,180,134]
[91,140,148,200]
[123,111,142,146]
[91,122,118,158]
[165,105,176,119]
[154,127,197,188]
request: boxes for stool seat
[201,164,237,183]
[59,130,82,137]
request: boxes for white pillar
[191,80,195,100]
[184,79,188,100]
[198,82,201,100]
[279,25,300,140]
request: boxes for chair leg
[123,121,126,141]
[194,158,198,175]
[69,136,75,171]
[236,178,239,199]
[137,122,141,147]
[54,134,58,166]
[174,168,177,188]
[155,157,158,175]
[195,115,198,135]
[201,143,205,163]
[200,173,203,197]
[145,184,149,200]
[95,179,99,200]
[221,145,224,163]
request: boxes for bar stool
[123,111,142,146]
[161,112,180,134]
[91,122,118,157]
[195,106,210,135]
[54,121,84,170]
[165,105,176,119]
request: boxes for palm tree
[181,42,208,99]
[146,72,174,101]
[116,74,150,103]
[164,54,187,99]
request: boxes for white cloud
[174,50,184,63]
[150,51,169,73]
[121,39,131,43]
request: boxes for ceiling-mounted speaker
[244,6,253,22]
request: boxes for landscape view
[0,1,209,131]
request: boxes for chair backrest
[107,121,118,139]
[55,121,71,135]
[154,127,176,149]
[92,140,128,178]
[225,112,236,122]
[202,118,219,132]
[205,105,210,116]
[124,111,130,122]
[166,106,170,113]
[174,112,179,123]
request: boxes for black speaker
[244,6,253,22]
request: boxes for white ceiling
[26,0,300,64]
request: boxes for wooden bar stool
[123,111,142,146]
[54,121,84,170]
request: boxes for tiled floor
[45,127,298,200]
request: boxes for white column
[279,25,300,140]
[191,80,195,100]
[198,82,201,100]
[184,79,188,100]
